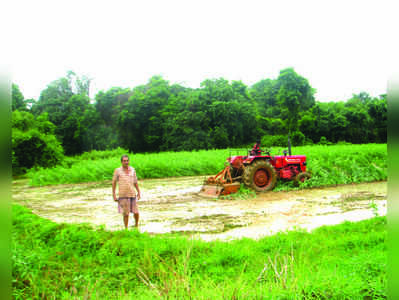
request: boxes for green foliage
[12,83,27,111]
[30,72,95,155]
[368,95,387,143]
[160,78,257,151]
[220,183,257,200]
[290,131,306,146]
[95,87,131,127]
[12,111,64,175]
[12,109,35,131]
[318,136,331,145]
[336,140,352,145]
[275,68,316,132]
[18,69,387,157]
[249,78,277,116]
[27,144,387,189]
[209,126,229,149]
[93,87,131,150]
[12,204,386,299]
[274,144,387,191]
[261,135,288,147]
[27,149,231,186]
[117,76,172,152]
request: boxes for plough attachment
[199,165,241,197]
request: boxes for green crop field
[27,144,387,189]
[12,204,386,299]
[14,144,388,299]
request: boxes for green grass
[274,143,387,191]
[26,144,387,189]
[27,148,234,186]
[12,204,386,299]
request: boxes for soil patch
[12,177,386,241]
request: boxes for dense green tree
[12,108,35,131]
[198,78,257,146]
[95,87,131,127]
[161,90,211,151]
[31,71,91,121]
[298,113,316,141]
[275,68,316,133]
[368,95,387,142]
[210,126,229,149]
[117,76,172,152]
[13,69,387,160]
[249,78,278,116]
[255,116,271,137]
[31,73,94,155]
[12,111,63,175]
[199,78,234,104]
[74,73,92,96]
[346,91,372,107]
[291,131,306,146]
[12,84,27,111]
[32,76,73,117]
[162,110,211,151]
[91,87,132,150]
[307,102,349,143]
[341,93,375,143]
[327,102,349,143]
[344,107,371,143]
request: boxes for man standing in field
[112,155,141,229]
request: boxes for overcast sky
[6,0,397,102]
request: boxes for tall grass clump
[27,149,233,186]
[274,143,387,191]
[27,144,386,188]
[12,204,386,299]
[62,147,129,167]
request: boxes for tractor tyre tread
[293,172,311,187]
[242,160,277,192]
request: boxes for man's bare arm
[134,183,141,200]
[112,178,117,201]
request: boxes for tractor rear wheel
[243,160,277,192]
[293,172,311,187]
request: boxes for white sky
[5,0,398,102]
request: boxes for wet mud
[12,177,386,241]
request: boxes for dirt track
[12,176,386,241]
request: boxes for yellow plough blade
[198,182,240,198]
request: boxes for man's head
[121,155,129,168]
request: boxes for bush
[319,136,333,145]
[304,137,314,145]
[290,131,306,146]
[337,140,352,145]
[12,111,64,175]
[261,135,288,147]
[210,126,229,149]
[12,130,64,175]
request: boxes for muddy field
[12,177,386,241]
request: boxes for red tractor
[200,140,311,197]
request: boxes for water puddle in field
[12,177,386,241]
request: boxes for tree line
[12,68,387,174]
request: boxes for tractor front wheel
[293,172,311,187]
[243,160,277,192]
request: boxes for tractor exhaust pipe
[287,136,292,156]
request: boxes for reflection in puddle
[12,177,386,241]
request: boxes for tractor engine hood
[228,156,247,169]
[274,155,307,163]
